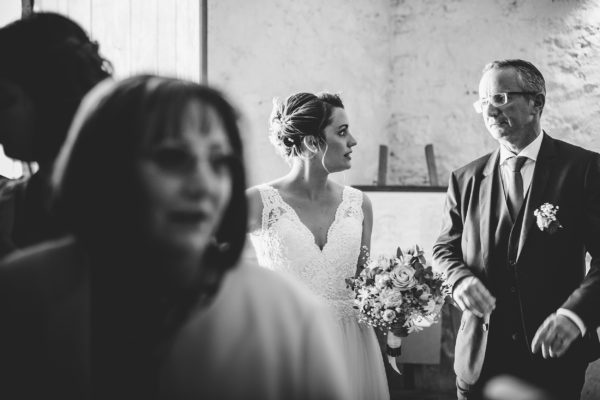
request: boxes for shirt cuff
[557,308,586,336]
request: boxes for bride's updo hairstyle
[269,91,344,161]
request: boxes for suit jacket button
[509,259,516,266]
[511,333,519,341]
[510,286,516,293]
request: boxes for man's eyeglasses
[473,92,537,114]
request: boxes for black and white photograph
[0,1,599,399]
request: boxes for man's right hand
[453,276,496,318]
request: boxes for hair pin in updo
[282,135,301,148]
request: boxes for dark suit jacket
[0,236,90,399]
[433,133,600,385]
[0,173,65,259]
[0,237,173,399]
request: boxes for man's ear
[532,93,545,114]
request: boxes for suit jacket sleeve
[561,152,600,329]
[433,171,475,291]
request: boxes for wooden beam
[425,144,439,186]
[377,145,388,186]
[21,0,34,18]
[201,0,208,84]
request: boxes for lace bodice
[249,185,364,320]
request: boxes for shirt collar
[499,130,544,165]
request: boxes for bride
[247,92,390,400]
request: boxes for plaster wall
[210,0,600,186]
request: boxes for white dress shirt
[498,131,586,336]
[499,130,543,197]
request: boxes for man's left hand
[531,313,580,359]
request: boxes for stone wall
[388,0,600,185]
[210,0,600,186]
[209,0,393,186]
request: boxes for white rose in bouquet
[380,287,404,308]
[390,264,417,291]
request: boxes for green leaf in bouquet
[413,268,424,281]
[414,260,425,272]
[396,246,404,259]
[345,277,356,290]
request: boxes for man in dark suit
[433,59,600,400]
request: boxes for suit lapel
[517,133,557,261]
[480,149,500,268]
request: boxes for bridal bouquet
[346,245,450,337]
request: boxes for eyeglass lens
[490,93,508,106]
[473,93,509,113]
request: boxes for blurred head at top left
[0,12,112,167]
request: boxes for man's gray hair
[483,59,546,96]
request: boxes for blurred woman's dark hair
[0,12,112,166]
[52,75,247,272]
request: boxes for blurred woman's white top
[161,260,353,400]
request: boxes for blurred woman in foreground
[0,75,350,400]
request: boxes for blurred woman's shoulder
[0,236,88,297]
[184,261,351,399]
[226,261,325,312]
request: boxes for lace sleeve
[258,185,289,231]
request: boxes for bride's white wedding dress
[249,185,390,400]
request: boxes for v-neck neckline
[267,185,347,252]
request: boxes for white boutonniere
[533,203,563,234]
